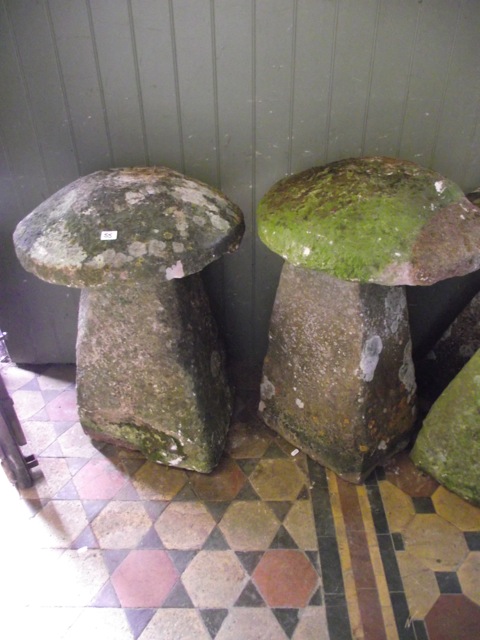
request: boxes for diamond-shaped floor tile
[45,389,79,421]
[154,502,216,550]
[182,550,247,608]
[253,550,319,608]
[249,459,307,501]
[111,550,178,607]
[219,501,280,551]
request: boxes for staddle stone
[258,157,480,285]
[13,167,245,472]
[258,157,480,482]
[411,349,480,506]
[259,263,416,483]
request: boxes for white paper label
[100,231,118,240]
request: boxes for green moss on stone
[257,157,464,283]
[411,349,480,505]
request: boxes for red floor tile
[253,550,318,607]
[111,550,178,608]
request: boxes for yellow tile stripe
[327,469,364,640]
[357,484,399,640]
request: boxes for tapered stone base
[411,349,480,505]
[259,263,417,483]
[76,275,232,473]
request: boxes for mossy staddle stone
[257,156,480,285]
[13,166,244,288]
[411,349,480,505]
[259,263,416,483]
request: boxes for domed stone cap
[257,156,480,285]
[13,167,245,288]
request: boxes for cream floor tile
[284,500,318,550]
[1,364,37,392]
[20,457,72,500]
[2,606,81,640]
[11,389,46,420]
[293,607,330,640]
[91,501,151,549]
[37,365,75,391]
[215,608,288,640]
[57,422,101,458]
[138,610,211,640]
[25,500,89,548]
[23,549,109,607]
[62,608,133,640]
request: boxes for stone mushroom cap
[257,156,480,286]
[13,167,245,288]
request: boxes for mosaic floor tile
[37,364,76,390]
[26,499,89,549]
[11,389,47,420]
[252,550,319,607]
[154,501,216,549]
[215,608,288,640]
[20,456,72,499]
[91,501,152,549]
[292,607,329,640]
[249,458,307,501]
[4,363,480,640]
[432,485,480,530]
[132,461,187,500]
[283,500,318,549]
[384,451,439,497]
[72,456,128,500]
[57,421,102,457]
[402,513,469,571]
[225,420,272,458]
[1,363,38,391]
[111,550,178,608]
[378,479,416,532]
[62,607,133,640]
[188,456,246,501]
[396,550,439,619]
[44,388,79,421]
[424,594,480,640]
[138,609,211,640]
[458,551,480,605]
[181,550,247,607]
[219,500,280,550]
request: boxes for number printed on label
[100,231,118,240]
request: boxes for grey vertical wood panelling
[214,0,255,358]
[47,0,113,174]
[1,0,480,364]
[130,0,183,170]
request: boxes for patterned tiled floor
[1,363,480,640]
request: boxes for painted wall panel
[130,0,183,169]
[214,0,255,358]
[48,0,113,174]
[1,0,480,365]
[88,0,148,166]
